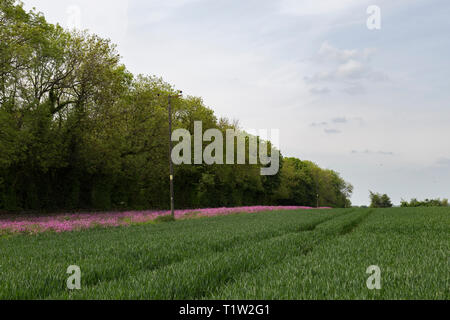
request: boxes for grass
[0,207,448,299]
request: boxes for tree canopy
[369,191,393,208]
[0,1,353,212]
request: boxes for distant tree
[369,192,381,208]
[400,198,449,207]
[380,194,393,208]
[370,191,393,208]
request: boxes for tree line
[0,1,353,212]
[400,198,448,208]
[369,192,449,208]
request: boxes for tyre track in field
[95,212,347,276]
[338,209,373,236]
[200,209,373,299]
[176,209,368,300]
[43,210,351,299]
[68,210,361,299]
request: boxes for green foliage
[274,158,352,208]
[91,176,113,210]
[400,198,449,207]
[369,191,393,208]
[0,1,352,212]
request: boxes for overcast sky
[25,0,450,205]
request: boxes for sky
[24,0,450,205]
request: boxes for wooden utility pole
[167,91,182,218]
[168,95,175,218]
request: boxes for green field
[0,207,448,299]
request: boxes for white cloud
[310,87,330,95]
[305,42,387,94]
[138,0,201,23]
[336,59,366,79]
[332,117,347,123]
[351,150,394,156]
[310,121,328,127]
[318,42,359,62]
[324,128,341,134]
[279,0,361,16]
[343,85,366,95]
[436,158,450,167]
